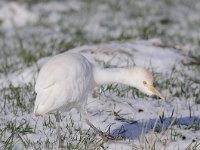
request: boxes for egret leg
[81,109,124,142]
[55,111,62,148]
[85,119,124,142]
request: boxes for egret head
[128,67,165,100]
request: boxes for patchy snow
[85,95,200,149]
[0,57,49,88]
[34,1,83,13]
[70,40,188,72]
[0,39,188,88]
[0,40,199,149]
[0,2,38,29]
[0,0,199,149]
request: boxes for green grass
[1,119,33,150]
[0,83,35,115]
[0,0,200,149]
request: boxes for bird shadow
[109,116,200,140]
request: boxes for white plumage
[34,53,94,115]
[33,52,164,146]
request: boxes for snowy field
[0,0,200,149]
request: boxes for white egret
[34,52,164,147]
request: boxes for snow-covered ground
[0,0,200,150]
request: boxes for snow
[1,40,198,149]
[0,27,198,149]
[34,1,83,13]
[0,0,199,149]
[0,2,38,29]
[0,39,187,88]
[70,40,188,72]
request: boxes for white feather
[34,52,163,116]
[34,53,94,115]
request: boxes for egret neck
[93,67,131,86]
[93,66,164,100]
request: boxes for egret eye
[143,81,147,85]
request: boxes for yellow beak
[144,83,165,100]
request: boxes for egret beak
[144,83,165,100]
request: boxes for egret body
[34,52,164,146]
